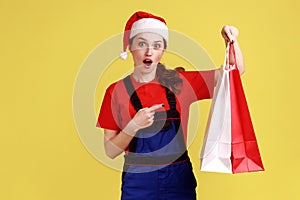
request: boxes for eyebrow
[136,37,163,43]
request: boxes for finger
[149,110,155,116]
[222,30,231,44]
[146,112,155,119]
[227,26,238,43]
[148,103,165,112]
[223,26,235,43]
[230,26,239,38]
[226,31,234,43]
[146,120,154,127]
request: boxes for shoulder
[105,78,127,95]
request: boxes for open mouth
[143,59,153,66]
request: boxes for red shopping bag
[200,43,264,174]
[229,46,264,173]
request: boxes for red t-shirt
[96,70,215,143]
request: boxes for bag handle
[223,42,238,71]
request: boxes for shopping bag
[200,65,232,173]
[229,58,264,173]
[200,43,264,174]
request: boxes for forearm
[104,118,142,159]
[104,130,136,159]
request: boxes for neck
[132,69,156,83]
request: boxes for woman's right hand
[123,104,165,136]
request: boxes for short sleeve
[96,84,121,131]
[181,70,215,100]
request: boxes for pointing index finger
[148,104,165,112]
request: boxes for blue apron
[121,76,197,200]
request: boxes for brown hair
[156,62,182,94]
[129,37,183,93]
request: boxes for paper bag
[200,43,264,174]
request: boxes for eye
[138,42,146,47]
[153,43,162,49]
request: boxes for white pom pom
[119,51,128,60]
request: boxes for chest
[133,84,170,109]
[116,83,184,123]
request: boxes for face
[129,32,165,75]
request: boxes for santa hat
[120,11,168,60]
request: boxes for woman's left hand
[221,25,239,44]
[219,25,245,75]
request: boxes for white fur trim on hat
[129,18,168,42]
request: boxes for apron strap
[165,87,177,110]
[123,75,143,112]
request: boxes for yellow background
[1,0,299,199]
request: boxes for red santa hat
[120,11,168,60]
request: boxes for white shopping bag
[200,69,232,173]
[200,44,232,173]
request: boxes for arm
[104,129,135,159]
[103,104,164,159]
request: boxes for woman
[97,11,244,200]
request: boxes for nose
[145,47,153,56]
